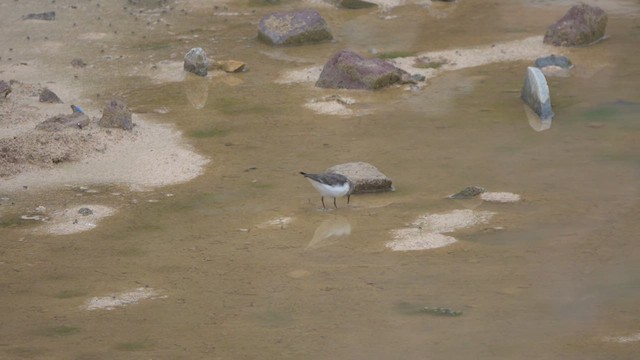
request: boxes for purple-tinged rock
[543,4,607,47]
[258,9,333,46]
[39,88,63,103]
[316,50,408,90]
[0,80,11,99]
[98,99,133,131]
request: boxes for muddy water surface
[1,0,639,359]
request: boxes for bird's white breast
[308,179,350,198]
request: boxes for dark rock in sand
[71,58,87,68]
[36,112,90,131]
[23,11,56,21]
[39,88,63,103]
[326,162,393,194]
[98,99,133,131]
[258,9,333,46]
[521,67,553,121]
[330,0,378,9]
[0,80,11,99]
[316,50,409,90]
[543,4,607,47]
[78,207,93,216]
[184,47,209,77]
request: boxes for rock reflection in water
[524,104,552,131]
[307,216,352,250]
[184,73,209,109]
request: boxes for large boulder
[184,47,209,77]
[316,50,408,90]
[543,4,607,47]
[98,99,133,130]
[258,9,333,46]
[326,162,393,194]
[521,67,553,121]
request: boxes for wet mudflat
[1,0,639,359]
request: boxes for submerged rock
[184,48,209,77]
[316,50,408,90]
[39,88,63,103]
[98,99,133,130]
[258,9,333,46]
[326,162,393,194]
[535,55,572,69]
[23,11,56,21]
[543,4,607,47]
[521,67,553,121]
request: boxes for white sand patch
[480,192,521,203]
[77,32,108,40]
[603,333,640,343]
[37,205,116,235]
[387,229,457,251]
[276,66,322,84]
[412,209,495,233]
[84,287,165,311]
[1,116,209,192]
[387,209,494,251]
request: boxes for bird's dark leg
[321,196,326,209]
[333,197,338,208]
[347,194,350,204]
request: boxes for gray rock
[258,9,333,46]
[36,112,90,131]
[39,88,63,103]
[23,11,55,21]
[521,67,553,121]
[78,207,93,216]
[98,99,133,131]
[71,58,87,68]
[0,80,11,99]
[184,48,209,77]
[326,162,393,194]
[316,50,409,90]
[543,4,607,47]
[535,55,572,69]
[448,186,486,199]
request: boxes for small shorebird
[300,171,352,209]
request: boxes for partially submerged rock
[535,55,572,77]
[39,88,63,103]
[258,9,333,46]
[448,186,486,199]
[23,11,56,21]
[98,99,133,130]
[316,50,408,90]
[184,47,209,77]
[326,161,392,194]
[217,60,246,73]
[329,0,378,9]
[543,4,607,47]
[521,67,553,121]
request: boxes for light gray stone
[184,48,209,77]
[521,67,553,121]
[326,162,393,194]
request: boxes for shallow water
[1,0,639,359]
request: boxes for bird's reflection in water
[307,216,352,250]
